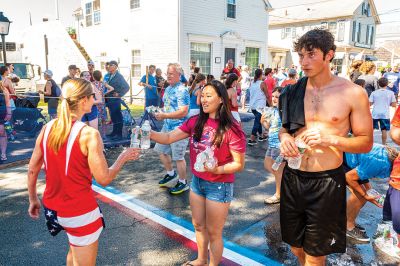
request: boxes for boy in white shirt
[369,77,397,144]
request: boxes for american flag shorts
[44,205,105,246]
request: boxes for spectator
[264,68,276,105]
[225,73,240,123]
[281,68,298,87]
[220,59,242,84]
[154,63,190,195]
[188,73,206,117]
[105,60,130,140]
[139,65,159,107]
[240,65,251,111]
[359,61,378,96]
[155,68,166,107]
[92,70,114,135]
[0,66,16,112]
[0,82,11,163]
[354,79,366,88]
[42,70,60,119]
[188,67,201,87]
[349,60,363,82]
[383,67,400,103]
[61,65,78,87]
[5,63,20,85]
[27,78,140,266]
[87,60,95,82]
[248,69,267,145]
[369,77,397,145]
[206,74,215,84]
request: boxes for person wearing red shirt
[28,78,140,266]
[281,68,298,87]
[150,80,246,266]
[264,68,276,105]
[220,59,242,83]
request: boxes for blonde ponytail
[47,78,93,153]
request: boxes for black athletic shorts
[280,165,346,256]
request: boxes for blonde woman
[27,79,140,266]
[359,61,378,96]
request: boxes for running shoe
[355,223,366,233]
[169,181,189,195]
[248,140,257,146]
[346,227,370,243]
[158,172,178,187]
[258,136,268,142]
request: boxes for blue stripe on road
[93,181,282,266]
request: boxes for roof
[377,40,400,58]
[268,0,380,26]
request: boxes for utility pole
[44,35,49,69]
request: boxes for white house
[268,0,380,76]
[75,0,271,96]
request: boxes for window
[190,43,212,75]
[338,21,345,42]
[352,21,356,41]
[328,22,337,37]
[93,0,101,24]
[85,2,92,27]
[227,0,236,19]
[130,0,140,9]
[131,50,141,77]
[0,42,16,51]
[331,59,343,74]
[321,22,328,30]
[245,47,260,76]
[357,23,361,42]
[281,27,294,39]
[369,26,374,45]
[365,25,370,44]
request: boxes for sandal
[0,154,7,161]
[264,195,280,204]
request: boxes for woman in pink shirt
[150,80,246,266]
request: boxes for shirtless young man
[279,29,373,265]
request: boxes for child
[261,87,284,204]
[369,77,397,145]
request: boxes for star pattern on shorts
[46,210,53,217]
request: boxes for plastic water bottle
[367,189,386,206]
[140,120,151,149]
[288,155,302,169]
[130,126,140,148]
[272,155,284,171]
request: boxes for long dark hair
[189,73,206,95]
[193,80,238,147]
[225,73,238,89]
[254,68,263,82]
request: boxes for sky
[1,0,399,36]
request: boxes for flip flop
[0,154,7,161]
[182,261,207,266]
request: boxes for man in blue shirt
[154,63,190,195]
[384,67,400,102]
[139,65,160,107]
[105,60,130,140]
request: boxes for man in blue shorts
[344,143,398,242]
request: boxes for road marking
[92,183,282,266]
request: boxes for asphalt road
[1,111,400,265]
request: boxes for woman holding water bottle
[27,78,140,266]
[261,87,284,204]
[150,80,246,266]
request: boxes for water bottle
[288,155,302,169]
[272,155,284,171]
[140,120,151,149]
[130,126,140,148]
[367,189,385,206]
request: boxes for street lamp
[0,12,11,64]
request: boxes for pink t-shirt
[179,116,246,183]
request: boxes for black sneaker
[169,181,189,195]
[355,223,366,233]
[258,136,268,142]
[248,140,257,146]
[346,227,370,243]
[158,172,178,187]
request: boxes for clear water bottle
[130,126,140,148]
[272,155,284,171]
[288,155,302,169]
[140,120,151,149]
[367,189,385,206]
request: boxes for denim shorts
[154,126,189,161]
[265,147,281,160]
[190,175,234,203]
